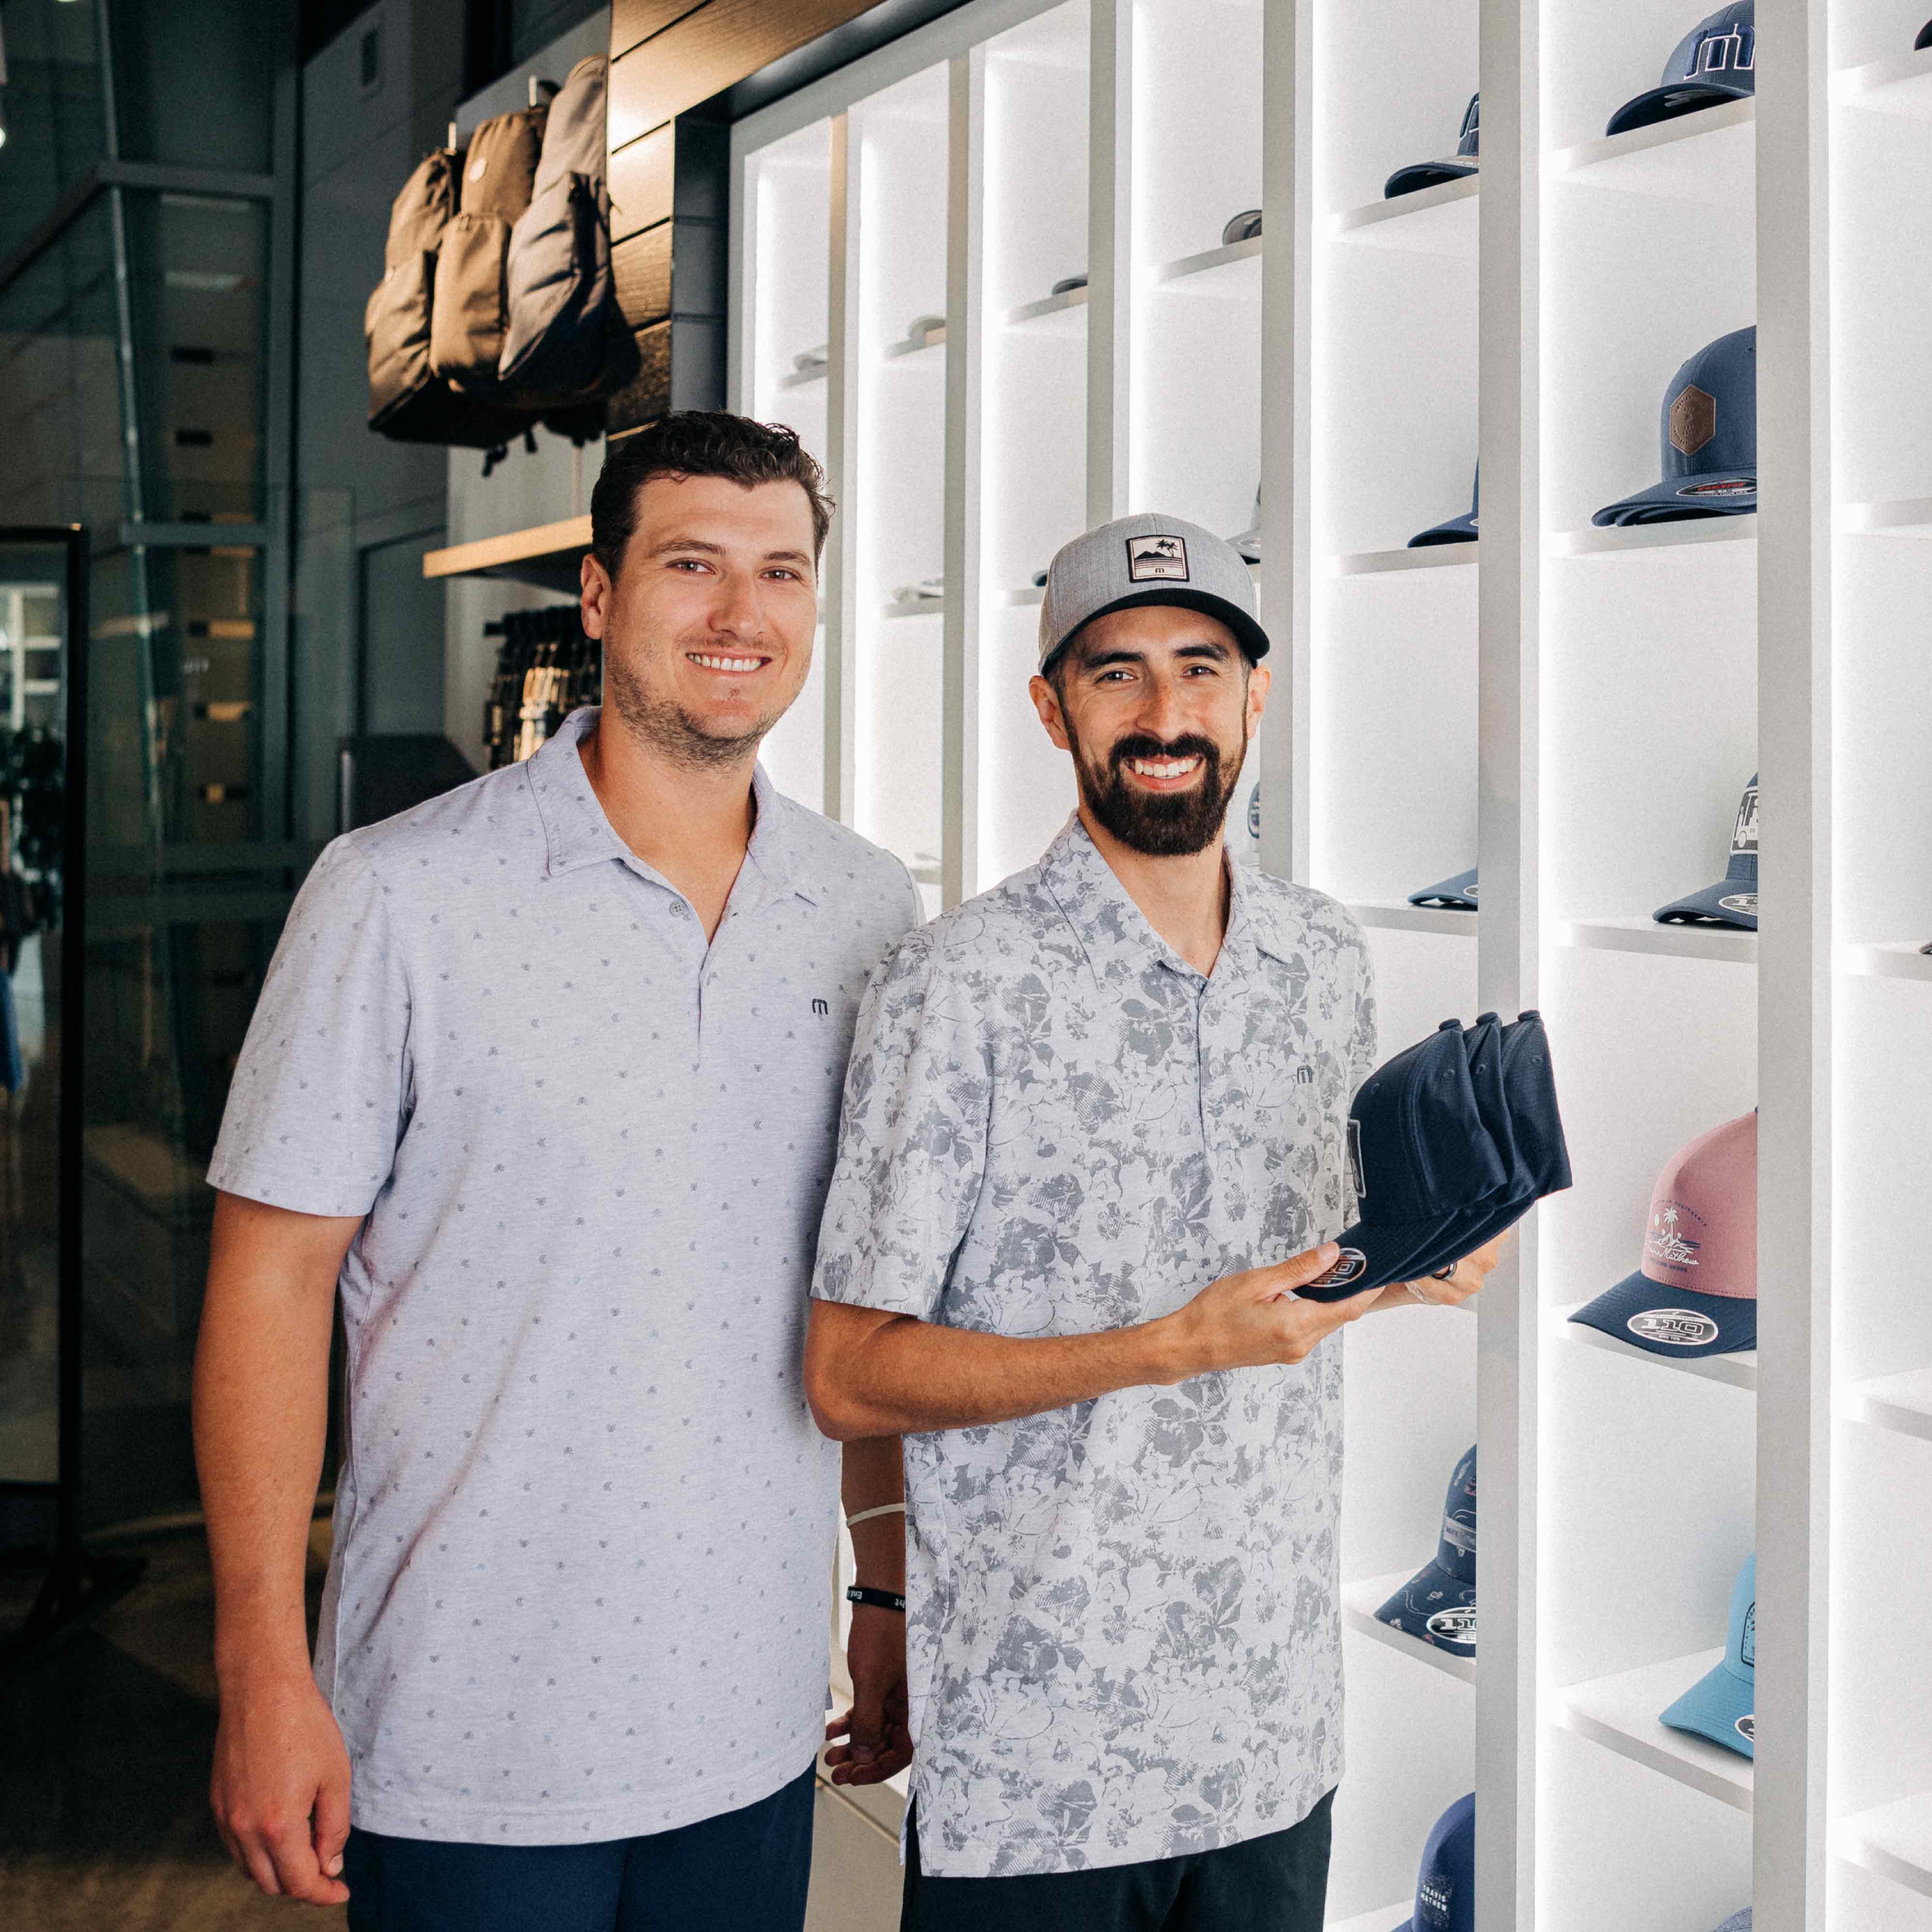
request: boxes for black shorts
[901,1787,1336,1932]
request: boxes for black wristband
[846,1585,906,1614]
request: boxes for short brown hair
[590,411,834,580]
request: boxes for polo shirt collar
[527,705,822,905]
[1039,813,1276,986]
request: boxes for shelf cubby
[1329,176,1478,258]
[1342,1571,1477,1685]
[1551,97,1756,208]
[1551,1302,1759,1395]
[1555,1650,1754,1814]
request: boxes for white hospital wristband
[845,1503,907,1528]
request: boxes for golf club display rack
[727,3,1932,1928]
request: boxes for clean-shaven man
[194,413,918,1931]
[805,515,1502,1932]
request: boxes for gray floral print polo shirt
[813,817,1378,1877]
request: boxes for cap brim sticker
[1126,534,1190,582]
[1719,893,1757,914]
[1735,1713,1755,1743]
[1309,1246,1367,1289]
[1425,1606,1476,1648]
[1675,477,1756,499]
[1627,1308,1722,1347]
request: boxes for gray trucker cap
[1038,512,1270,673]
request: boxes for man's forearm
[840,1433,906,1591]
[811,1304,1187,1440]
[193,1194,359,1684]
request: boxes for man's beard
[601,646,781,772]
[1064,718,1245,856]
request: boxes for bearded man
[803,514,1498,1932]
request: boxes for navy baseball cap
[1391,1792,1475,1932]
[1594,326,1757,526]
[1920,19,1932,51]
[1655,775,1757,929]
[1376,1446,1477,1656]
[1386,94,1480,199]
[1299,1021,1510,1303]
[1410,466,1479,547]
[1607,2,1756,137]
[1406,1009,1572,1283]
[1660,1553,1756,1759]
[1409,867,1478,911]
[1570,1111,1756,1359]
[1712,1914,1751,1932]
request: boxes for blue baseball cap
[1920,20,1932,51]
[1386,94,1480,199]
[1409,867,1478,911]
[1607,2,1756,137]
[1376,1446,1477,1656]
[1407,1010,1572,1282]
[1594,326,1757,526]
[1298,1021,1510,1303]
[1410,466,1480,547]
[1712,1913,1751,1932]
[1660,1554,1756,1758]
[1655,775,1757,930]
[1391,1792,1475,1932]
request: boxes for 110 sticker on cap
[1626,1307,1721,1347]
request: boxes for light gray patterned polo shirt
[208,706,920,1845]
[813,818,1376,1878]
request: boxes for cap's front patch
[1740,1601,1755,1669]
[1676,476,1755,499]
[1126,533,1190,582]
[1669,383,1717,456]
[1426,1605,1476,1649]
[1644,1201,1703,1275]
[1732,783,1759,854]
[1627,1307,1720,1347]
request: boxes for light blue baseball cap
[1660,1553,1756,1759]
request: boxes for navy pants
[341,1762,817,1932]
[901,1788,1335,1932]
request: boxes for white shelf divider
[1833,1792,1932,1901]
[1328,176,1478,258]
[1550,96,1756,208]
[1842,940,1932,981]
[1153,234,1263,293]
[881,599,947,620]
[1330,544,1477,577]
[1554,916,1756,965]
[1342,1569,1476,1685]
[1347,900,1477,938]
[778,365,828,391]
[1554,1650,1755,1814]
[1551,518,1757,561]
[1831,46,1932,122]
[1550,1301,1758,1394]
[1839,496,1932,539]
[1838,1367,1932,1444]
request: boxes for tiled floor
[0,1526,903,1930]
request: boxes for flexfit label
[1310,1246,1367,1289]
[1125,533,1189,582]
[1676,476,1755,499]
[1426,1605,1476,1648]
[1735,1713,1756,1743]
[1627,1308,1720,1347]
[1669,384,1717,456]
[1719,893,1757,915]
[1346,1119,1366,1199]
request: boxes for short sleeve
[1347,932,1378,1093]
[811,926,990,1324]
[206,837,413,1218]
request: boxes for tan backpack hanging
[430,102,548,388]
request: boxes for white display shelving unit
[726,1,1932,1926]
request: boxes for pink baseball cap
[1569,1111,1757,1357]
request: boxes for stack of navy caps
[1386,94,1480,198]
[1300,1010,1570,1303]
[1377,1447,1477,1656]
[1409,867,1478,911]
[1595,326,1757,526]
[1607,2,1756,136]
[1661,1553,1756,1758]
[1410,467,1479,547]
[1655,776,1757,930]
[1392,1793,1474,1932]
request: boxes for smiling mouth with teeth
[1128,756,1202,780]
[688,651,771,673]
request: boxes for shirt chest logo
[811,997,830,1015]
